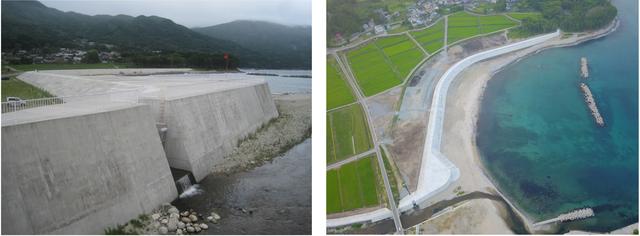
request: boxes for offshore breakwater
[477,0,638,232]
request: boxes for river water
[476,0,638,232]
[172,139,311,234]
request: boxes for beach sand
[415,199,514,234]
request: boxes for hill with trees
[1,0,308,69]
[193,20,311,69]
[513,0,617,35]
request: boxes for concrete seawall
[398,30,560,212]
[4,69,280,233]
[1,102,177,234]
[17,71,279,181]
[150,82,278,180]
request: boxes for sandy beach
[420,19,621,233]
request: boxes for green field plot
[327,58,356,110]
[373,35,425,86]
[347,47,400,96]
[507,12,542,21]
[1,77,53,101]
[410,20,445,54]
[447,12,517,43]
[388,49,424,78]
[347,34,425,96]
[326,103,373,164]
[478,15,518,33]
[448,26,480,44]
[327,155,382,214]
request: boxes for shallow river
[172,139,311,234]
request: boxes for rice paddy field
[507,12,542,21]
[447,11,517,44]
[327,155,382,214]
[409,19,445,54]
[327,58,356,110]
[326,103,374,164]
[346,34,425,96]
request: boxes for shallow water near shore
[477,0,638,232]
[171,139,311,234]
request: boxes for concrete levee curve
[1,104,177,234]
[398,30,560,211]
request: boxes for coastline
[440,18,621,233]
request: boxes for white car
[6,97,26,107]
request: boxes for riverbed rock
[188,214,198,222]
[151,213,161,221]
[151,221,161,229]
[199,223,208,230]
[160,218,168,224]
[158,226,168,235]
[194,226,201,232]
[177,222,185,229]
[180,211,190,217]
[167,218,178,232]
[168,207,179,214]
[176,229,183,235]
[211,212,221,220]
[186,226,195,233]
[180,217,191,223]
[169,213,180,220]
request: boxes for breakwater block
[579,83,604,127]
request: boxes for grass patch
[327,155,382,214]
[1,77,54,101]
[346,46,401,96]
[5,63,132,71]
[346,34,425,96]
[327,58,356,110]
[507,12,542,21]
[326,103,373,164]
[410,20,445,54]
[380,148,400,204]
[447,11,517,44]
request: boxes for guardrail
[1,89,140,113]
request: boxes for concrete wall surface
[1,104,177,234]
[161,82,279,180]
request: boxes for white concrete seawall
[398,30,560,212]
[3,69,280,233]
[328,30,560,228]
[2,103,177,234]
[16,70,279,181]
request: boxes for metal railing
[1,89,140,113]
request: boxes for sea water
[476,0,638,232]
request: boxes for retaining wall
[147,82,279,180]
[1,103,177,234]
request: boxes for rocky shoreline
[104,203,222,235]
[213,93,311,174]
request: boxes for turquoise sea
[476,0,638,232]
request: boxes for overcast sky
[40,0,311,27]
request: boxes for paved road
[443,16,448,53]
[332,53,404,233]
[327,149,376,170]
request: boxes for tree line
[515,0,617,35]
[123,52,238,70]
